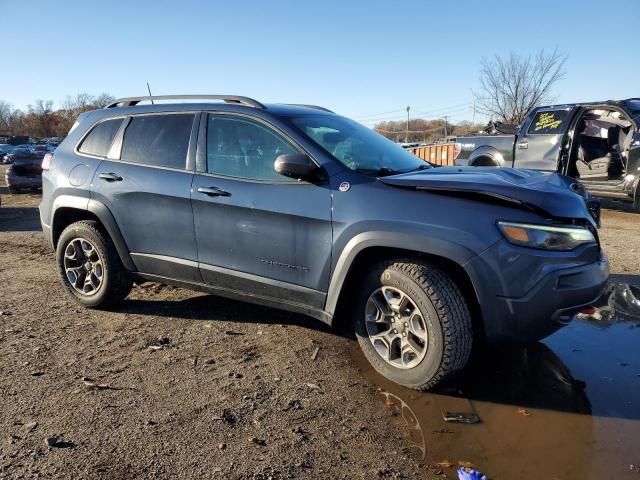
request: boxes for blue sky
[3,0,638,125]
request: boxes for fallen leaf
[82,377,113,390]
[435,460,454,468]
[384,398,395,407]
[518,408,531,416]
[458,460,474,469]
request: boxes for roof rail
[286,104,334,113]
[106,95,265,109]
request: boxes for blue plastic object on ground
[457,467,488,480]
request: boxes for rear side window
[120,114,194,169]
[528,110,570,135]
[78,118,123,156]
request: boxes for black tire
[56,220,132,308]
[7,185,20,194]
[354,260,473,391]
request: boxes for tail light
[453,142,462,160]
[42,153,53,171]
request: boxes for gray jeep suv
[40,95,609,390]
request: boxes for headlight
[497,221,596,251]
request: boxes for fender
[324,230,480,316]
[469,146,505,167]
[51,197,136,271]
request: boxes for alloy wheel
[364,286,429,369]
[63,238,104,296]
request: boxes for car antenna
[146,82,154,104]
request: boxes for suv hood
[379,167,594,222]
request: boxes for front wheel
[56,220,132,308]
[354,260,473,390]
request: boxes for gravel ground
[0,166,430,479]
[0,164,638,479]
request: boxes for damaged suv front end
[377,167,608,343]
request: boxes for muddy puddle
[353,282,640,479]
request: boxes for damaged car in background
[40,95,608,390]
[455,98,640,210]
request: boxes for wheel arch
[51,199,136,271]
[469,146,504,167]
[327,239,485,340]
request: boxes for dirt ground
[0,166,431,479]
[0,164,638,479]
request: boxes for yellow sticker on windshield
[534,112,563,132]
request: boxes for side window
[528,110,570,135]
[78,118,123,157]
[206,115,297,181]
[120,114,194,169]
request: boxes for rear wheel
[354,260,473,390]
[56,220,132,308]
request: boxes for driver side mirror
[274,153,324,182]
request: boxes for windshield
[288,114,428,175]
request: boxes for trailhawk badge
[339,182,351,192]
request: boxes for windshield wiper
[404,164,431,173]
[354,167,398,177]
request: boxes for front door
[191,113,333,309]
[91,112,201,282]
[514,107,575,171]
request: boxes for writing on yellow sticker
[534,112,563,132]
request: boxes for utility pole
[406,106,410,143]
[472,99,476,128]
[443,115,448,140]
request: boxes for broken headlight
[497,221,596,251]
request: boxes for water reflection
[355,282,640,479]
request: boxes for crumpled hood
[379,167,593,221]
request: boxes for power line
[358,103,472,124]
[353,101,472,121]
[375,125,444,134]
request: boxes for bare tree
[0,100,15,134]
[94,93,116,108]
[475,49,568,124]
[26,100,56,137]
[0,92,116,138]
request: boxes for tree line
[0,93,115,139]
[374,118,485,143]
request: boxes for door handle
[517,141,529,150]
[98,172,123,182]
[197,186,231,197]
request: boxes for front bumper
[466,242,609,344]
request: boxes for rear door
[514,107,575,171]
[90,112,201,282]
[191,113,333,310]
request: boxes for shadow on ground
[600,198,638,214]
[0,206,42,232]
[121,291,338,336]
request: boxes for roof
[535,98,638,111]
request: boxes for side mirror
[274,153,323,182]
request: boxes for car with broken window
[454,98,640,210]
[39,95,608,390]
